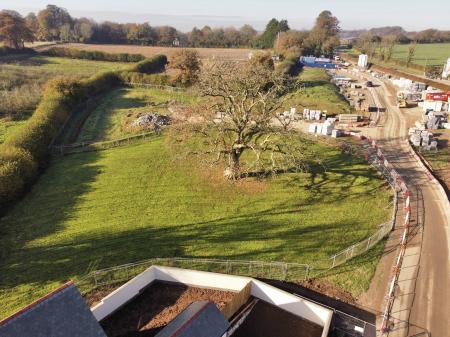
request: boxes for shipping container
[425,93,449,101]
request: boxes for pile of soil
[301,279,356,305]
[100,281,236,337]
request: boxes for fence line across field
[50,131,158,155]
[125,82,187,92]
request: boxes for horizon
[2,0,450,32]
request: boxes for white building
[358,54,368,68]
[442,57,450,79]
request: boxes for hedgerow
[131,54,168,74]
[0,145,37,206]
[118,71,172,86]
[0,71,121,210]
[277,53,303,76]
[0,51,172,210]
[43,47,145,63]
[0,47,36,57]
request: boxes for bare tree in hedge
[383,35,397,62]
[193,61,317,180]
[406,41,417,68]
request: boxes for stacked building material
[409,129,436,149]
[308,119,336,136]
[331,129,342,138]
[338,114,361,123]
[303,109,323,121]
[424,111,448,129]
[280,108,301,121]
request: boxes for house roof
[0,282,106,337]
[155,301,230,337]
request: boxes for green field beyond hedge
[391,43,450,66]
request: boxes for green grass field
[283,69,353,115]
[391,43,450,66]
[0,134,391,317]
[0,76,392,317]
[348,43,450,76]
[0,55,131,76]
[77,87,197,143]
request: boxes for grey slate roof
[155,301,230,337]
[0,283,106,337]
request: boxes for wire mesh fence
[125,82,187,92]
[76,258,311,294]
[50,131,158,156]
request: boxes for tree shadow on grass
[0,150,104,279]
[1,214,366,289]
[301,151,391,205]
[0,138,391,314]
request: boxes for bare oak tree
[193,61,317,180]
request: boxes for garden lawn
[76,87,197,143]
[0,134,391,318]
[283,68,353,115]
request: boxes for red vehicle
[425,92,450,101]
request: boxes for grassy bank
[76,87,197,143]
[283,68,353,115]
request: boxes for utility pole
[276,31,280,56]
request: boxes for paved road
[364,74,450,336]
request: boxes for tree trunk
[224,149,242,180]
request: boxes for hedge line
[43,47,145,63]
[118,71,172,86]
[0,71,121,209]
[0,47,36,57]
[131,54,168,74]
[278,53,303,76]
[0,54,169,210]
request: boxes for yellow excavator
[397,98,409,108]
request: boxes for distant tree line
[0,5,260,48]
[345,26,450,45]
[1,5,341,57]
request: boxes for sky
[3,0,450,32]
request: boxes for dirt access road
[352,70,450,336]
